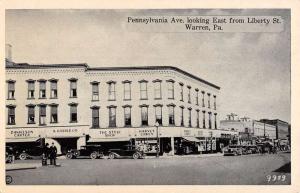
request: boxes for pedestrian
[49,142,57,166]
[42,143,49,165]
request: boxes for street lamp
[155,121,160,158]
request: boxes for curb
[6,163,42,171]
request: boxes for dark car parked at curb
[108,145,144,159]
[10,145,44,160]
[66,145,106,159]
[223,145,243,156]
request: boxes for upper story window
[154,104,163,125]
[7,80,15,100]
[139,80,148,100]
[123,105,132,127]
[195,89,199,106]
[49,79,58,99]
[167,104,175,125]
[140,105,149,126]
[108,105,117,127]
[213,95,217,110]
[39,104,47,125]
[196,109,200,128]
[27,80,35,99]
[50,104,58,123]
[123,80,131,100]
[187,85,191,103]
[91,106,100,128]
[180,105,184,126]
[91,82,99,101]
[179,82,184,101]
[27,105,35,124]
[201,91,205,107]
[214,113,217,129]
[208,112,212,129]
[69,103,78,123]
[188,107,192,127]
[153,79,162,99]
[38,80,47,99]
[167,79,175,99]
[202,110,206,129]
[69,78,78,98]
[107,81,116,101]
[7,105,16,125]
[207,93,211,109]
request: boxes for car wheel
[132,152,140,159]
[19,153,27,160]
[90,152,98,159]
[66,153,73,159]
[98,152,104,158]
[109,152,115,159]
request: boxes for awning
[6,138,41,143]
[88,137,131,142]
[182,137,201,143]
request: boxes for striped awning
[6,138,40,143]
[182,137,201,142]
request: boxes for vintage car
[15,146,44,160]
[246,145,259,154]
[108,145,144,159]
[223,145,243,156]
[66,145,106,159]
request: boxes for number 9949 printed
[266,175,286,183]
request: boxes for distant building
[259,119,290,140]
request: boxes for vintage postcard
[1,1,300,193]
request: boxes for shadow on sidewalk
[273,162,291,173]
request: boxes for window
[91,107,100,128]
[69,79,77,98]
[188,108,192,127]
[195,89,199,106]
[213,95,217,110]
[7,80,15,99]
[69,104,78,123]
[50,105,58,123]
[139,80,148,100]
[91,82,99,101]
[214,113,217,129]
[153,80,162,99]
[167,80,175,99]
[208,112,212,129]
[201,91,205,107]
[107,81,116,101]
[39,105,46,125]
[27,80,35,99]
[39,80,46,99]
[202,110,206,128]
[141,105,148,126]
[167,104,175,125]
[50,80,58,98]
[154,105,162,125]
[123,106,131,127]
[196,110,200,128]
[7,105,15,125]
[207,93,211,108]
[123,81,131,100]
[27,105,35,124]
[179,83,184,101]
[108,106,116,127]
[180,106,184,126]
[187,86,191,103]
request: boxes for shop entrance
[54,137,78,155]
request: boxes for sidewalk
[6,163,42,171]
[145,152,223,159]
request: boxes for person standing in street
[42,143,50,166]
[49,142,57,166]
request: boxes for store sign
[6,128,41,138]
[135,128,157,138]
[182,129,193,137]
[46,127,84,138]
[89,128,129,139]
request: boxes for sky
[5,9,291,123]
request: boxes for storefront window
[109,106,116,127]
[141,106,148,126]
[124,106,131,126]
[28,105,35,124]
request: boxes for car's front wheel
[132,152,140,159]
[19,153,27,160]
[108,152,115,159]
[66,153,73,159]
[90,152,98,159]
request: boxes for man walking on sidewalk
[49,142,57,166]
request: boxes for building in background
[5,44,237,155]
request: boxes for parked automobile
[16,146,44,160]
[108,145,144,159]
[66,145,106,159]
[223,145,243,156]
[246,145,259,154]
[6,146,15,163]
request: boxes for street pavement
[6,152,290,185]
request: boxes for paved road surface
[6,152,290,185]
